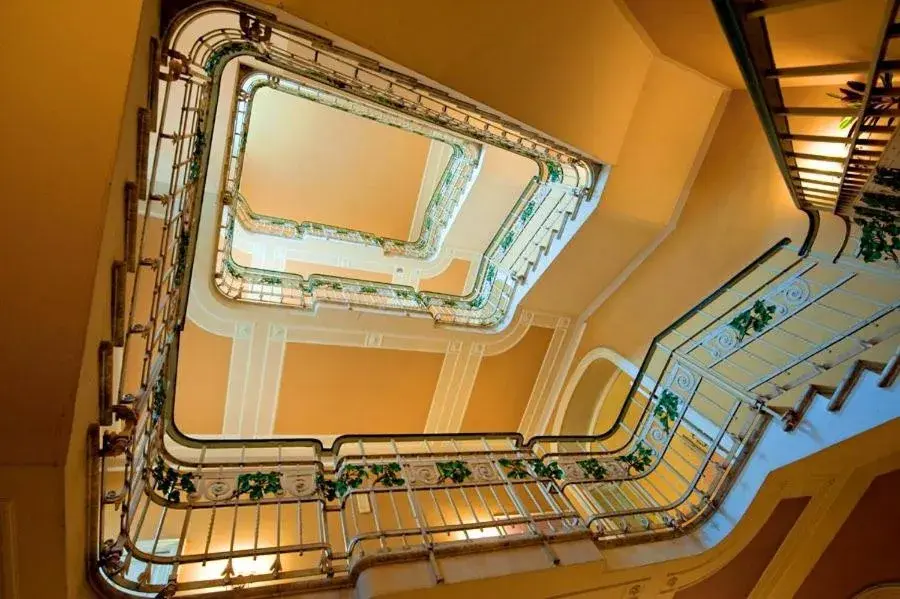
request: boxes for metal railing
[221,68,484,261]
[89,2,900,597]
[152,2,601,330]
[714,0,900,256]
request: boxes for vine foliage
[728,300,777,341]
[618,442,653,473]
[577,458,608,481]
[151,457,196,503]
[235,471,283,500]
[653,390,680,434]
[436,461,472,484]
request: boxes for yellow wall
[241,87,431,240]
[462,327,554,432]
[419,258,472,296]
[274,344,444,434]
[284,259,394,284]
[174,321,233,435]
[263,0,654,165]
[573,90,811,369]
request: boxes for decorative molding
[98,341,114,427]
[518,316,571,434]
[110,261,126,347]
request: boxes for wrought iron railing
[714,0,900,257]
[91,2,900,597]
[222,68,484,261]
[156,2,601,330]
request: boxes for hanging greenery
[829,73,900,137]
[370,463,405,488]
[576,458,608,481]
[151,377,166,424]
[498,458,530,479]
[528,459,564,480]
[359,286,378,294]
[728,299,777,341]
[436,461,472,484]
[260,275,282,285]
[235,471,283,501]
[546,161,563,183]
[151,457,196,503]
[172,228,191,287]
[874,167,900,193]
[520,201,536,223]
[653,390,681,434]
[854,204,900,264]
[316,464,369,501]
[618,442,653,474]
[499,230,515,252]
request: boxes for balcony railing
[91,2,900,596]
[714,0,900,260]
[222,68,485,261]
[154,2,601,330]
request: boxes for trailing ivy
[436,461,472,484]
[528,459,563,480]
[317,464,368,501]
[618,442,653,474]
[151,377,166,424]
[728,299,777,341]
[260,275,282,285]
[370,462,405,488]
[359,286,378,294]
[204,42,247,76]
[546,161,563,183]
[151,457,196,503]
[520,201,536,223]
[653,390,680,434]
[577,458,608,481]
[854,193,899,264]
[235,471,283,501]
[498,458,530,479]
[172,228,191,287]
[499,230,514,252]
[874,167,900,193]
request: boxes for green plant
[498,458,529,479]
[436,461,472,484]
[370,462,405,487]
[576,458,608,481]
[854,205,900,264]
[151,377,166,424]
[151,457,196,503]
[330,282,343,291]
[653,390,680,434]
[224,259,240,279]
[318,464,369,500]
[528,459,563,480]
[520,201,536,223]
[546,161,563,183]
[728,300,777,341]
[187,128,206,183]
[874,167,900,193]
[235,471,283,500]
[260,275,281,285]
[470,296,485,309]
[829,73,900,137]
[486,265,497,282]
[359,286,378,294]
[499,230,514,252]
[443,299,458,308]
[618,442,654,473]
[172,229,191,286]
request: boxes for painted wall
[174,320,232,435]
[419,258,472,296]
[241,86,431,240]
[461,327,554,432]
[572,90,811,370]
[274,344,444,435]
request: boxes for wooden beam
[780,133,888,146]
[748,0,845,19]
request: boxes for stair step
[878,346,900,388]
[782,384,837,431]
[827,360,889,412]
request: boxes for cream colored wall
[273,344,444,434]
[461,327,554,432]
[241,87,431,240]
[284,259,394,284]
